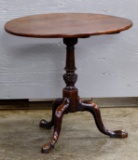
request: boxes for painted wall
[0,0,137,99]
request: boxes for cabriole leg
[41,98,70,153]
[40,98,63,129]
[80,100,128,138]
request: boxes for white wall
[0,0,137,99]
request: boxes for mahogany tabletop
[5,13,132,38]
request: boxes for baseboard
[0,97,138,110]
[0,99,53,110]
[91,97,138,107]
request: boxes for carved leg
[40,98,63,129]
[80,101,128,138]
[41,98,70,153]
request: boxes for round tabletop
[5,13,132,38]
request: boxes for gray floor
[0,107,138,160]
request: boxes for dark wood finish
[39,38,128,153]
[63,38,79,112]
[5,13,132,153]
[5,13,132,38]
[40,98,63,129]
[79,100,127,138]
[41,98,70,153]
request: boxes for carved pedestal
[39,38,127,153]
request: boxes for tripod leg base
[41,98,69,153]
[80,100,128,138]
[39,98,63,129]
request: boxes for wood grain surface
[5,13,132,38]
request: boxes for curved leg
[80,101,128,138]
[41,98,70,153]
[40,98,63,129]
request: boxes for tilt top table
[5,13,132,153]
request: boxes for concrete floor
[0,107,138,160]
